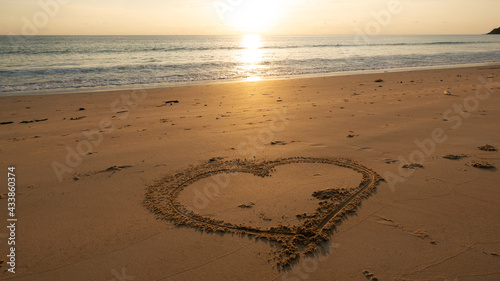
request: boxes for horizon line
[0,33,494,36]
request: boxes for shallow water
[1,34,499,95]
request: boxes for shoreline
[1,61,499,98]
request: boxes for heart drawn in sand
[144,157,383,267]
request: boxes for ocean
[1,34,499,95]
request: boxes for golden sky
[1,0,499,35]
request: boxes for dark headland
[487,27,500,34]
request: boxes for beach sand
[0,65,499,280]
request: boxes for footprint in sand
[478,144,496,151]
[271,141,287,146]
[362,270,379,280]
[442,154,468,160]
[402,163,424,169]
[69,116,86,121]
[469,161,495,169]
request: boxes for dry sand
[0,65,499,280]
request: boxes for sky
[0,0,499,35]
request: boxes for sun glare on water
[241,34,264,81]
[242,34,262,49]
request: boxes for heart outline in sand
[144,157,383,267]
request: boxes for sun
[242,34,262,49]
[224,0,283,33]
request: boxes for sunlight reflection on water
[240,34,265,81]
